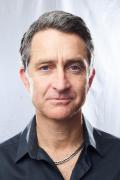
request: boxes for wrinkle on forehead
[30,50,88,66]
[30,29,88,64]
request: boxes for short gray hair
[20,10,94,70]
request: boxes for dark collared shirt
[0,116,120,180]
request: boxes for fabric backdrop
[0,0,120,142]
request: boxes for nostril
[52,68,71,91]
[52,78,71,91]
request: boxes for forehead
[30,29,88,64]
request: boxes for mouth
[47,98,73,105]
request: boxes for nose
[52,68,71,92]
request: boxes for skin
[20,29,95,121]
[19,29,95,179]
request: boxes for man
[0,10,120,180]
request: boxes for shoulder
[93,127,120,156]
[94,127,120,143]
[0,133,21,160]
[84,118,120,152]
[0,132,21,148]
[0,133,21,178]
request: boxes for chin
[44,108,79,121]
[47,113,70,121]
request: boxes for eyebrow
[64,59,87,70]
[34,59,55,68]
[65,58,85,65]
[34,57,87,68]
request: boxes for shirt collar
[15,116,38,162]
[15,116,53,163]
[15,115,103,162]
[84,116,105,156]
[83,117,96,149]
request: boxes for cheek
[73,75,88,90]
[29,77,50,99]
[28,78,41,98]
[73,78,88,100]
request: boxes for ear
[19,67,30,92]
[88,68,95,90]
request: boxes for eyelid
[66,62,83,69]
[69,63,81,66]
[38,64,55,71]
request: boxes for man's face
[20,29,95,121]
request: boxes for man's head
[19,11,95,121]
[20,10,94,70]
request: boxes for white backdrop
[0,0,120,142]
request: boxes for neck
[36,111,84,151]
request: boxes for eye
[40,65,49,71]
[38,64,55,73]
[68,64,82,73]
[70,65,80,70]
